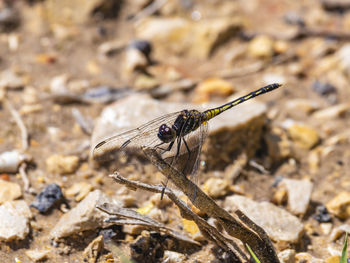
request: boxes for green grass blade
[246,244,261,263]
[340,232,348,263]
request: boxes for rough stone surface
[135,17,242,58]
[91,93,267,170]
[50,190,110,239]
[224,195,304,244]
[0,200,32,241]
[280,178,313,215]
[46,154,80,174]
[0,179,22,204]
[25,249,50,262]
[278,249,296,263]
[326,191,350,219]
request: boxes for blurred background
[0,0,350,262]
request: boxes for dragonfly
[93,83,281,193]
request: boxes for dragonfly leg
[155,141,175,155]
[160,178,169,200]
[182,137,191,173]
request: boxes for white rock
[0,151,30,173]
[280,178,313,215]
[25,249,50,262]
[312,103,350,120]
[0,200,31,241]
[50,190,110,239]
[225,195,304,244]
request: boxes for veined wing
[92,111,182,159]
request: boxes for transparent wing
[92,111,182,159]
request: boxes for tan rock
[248,35,274,58]
[287,123,320,149]
[46,154,79,174]
[0,180,22,204]
[326,192,350,219]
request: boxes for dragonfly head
[158,124,176,143]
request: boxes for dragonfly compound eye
[158,124,176,143]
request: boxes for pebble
[30,184,64,213]
[163,251,187,263]
[326,191,350,219]
[128,40,152,59]
[0,179,22,204]
[0,151,30,173]
[295,252,323,263]
[312,103,350,120]
[325,256,340,263]
[98,39,126,56]
[278,249,296,263]
[92,93,268,170]
[312,81,337,96]
[285,99,320,115]
[65,182,93,202]
[123,48,149,74]
[0,69,26,89]
[202,178,230,198]
[193,78,235,103]
[337,43,350,74]
[313,205,332,223]
[83,235,104,263]
[225,195,304,244]
[248,35,275,58]
[287,123,320,149]
[50,190,110,239]
[25,249,50,262]
[0,200,32,241]
[329,224,350,241]
[279,178,313,215]
[264,127,292,164]
[46,154,79,174]
[320,223,333,235]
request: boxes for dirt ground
[0,0,350,262]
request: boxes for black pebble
[30,184,64,213]
[313,205,332,223]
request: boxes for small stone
[280,178,313,215]
[278,249,296,263]
[25,249,50,262]
[83,235,104,263]
[65,182,93,202]
[274,40,289,54]
[202,178,230,198]
[98,39,125,56]
[124,48,149,74]
[50,190,110,239]
[128,40,152,59]
[312,104,350,120]
[193,77,234,103]
[312,81,337,96]
[0,151,30,173]
[0,200,31,241]
[30,184,64,213]
[46,154,79,174]
[134,74,159,90]
[337,43,350,74]
[265,127,292,164]
[329,224,350,241]
[287,123,320,149]
[313,205,332,223]
[225,195,304,244]
[285,99,320,115]
[326,192,350,219]
[248,35,274,58]
[295,252,323,263]
[272,188,287,205]
[0,69,26,89]
[0,180,22,204]
[325,256,340,263]
[320,223,333,235]
[163,251,187,263]
[123,224,145,235]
